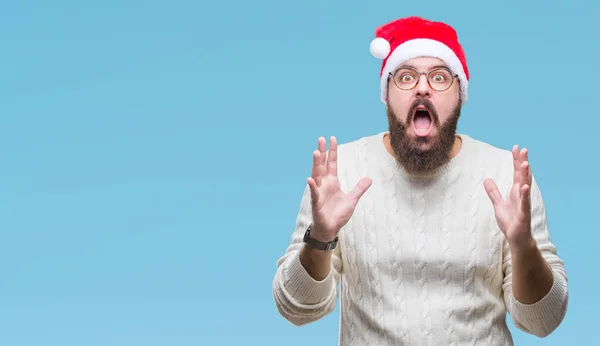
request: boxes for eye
[431,74,446,83]
[400,74,414,82]
[430,69,453,84]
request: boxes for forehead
[398,57,449,71]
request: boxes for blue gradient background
[0,0,597,345]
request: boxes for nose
[415,73,431,98]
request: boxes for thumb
[348,177,372,203]
[307,177,320,202]
[483,178,503,207]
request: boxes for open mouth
[412,106,433,136]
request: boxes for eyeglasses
[389,67,458,92]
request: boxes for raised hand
[483,145,534,247]
[306,136,372,242]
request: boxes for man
[272,16,568,345]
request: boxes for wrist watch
[303,224,338,251]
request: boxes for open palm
[306,136,372,242]
[484,145,533,246]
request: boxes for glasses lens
[393,68,419,90]
[428,68,453,91]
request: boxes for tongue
[414,112,431,131]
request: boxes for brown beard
[387,98,461,175]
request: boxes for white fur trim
[379,38,468,104]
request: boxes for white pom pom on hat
[370,37,390,59]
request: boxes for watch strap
[303,224,338,251]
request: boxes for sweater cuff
[281,251,336,306]
[510,269,568,324]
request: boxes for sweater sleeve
[272,185,342,326]
[501,175,569,337]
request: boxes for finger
[348,177,372,202]
[520,148,532,184]
[327,136,338,176]
[520,147,528,163]
[512,145,520,168]
[483,178,504,207]
[311,150,323,186]
[512,145,520,184]
[520,148,528,180]
[519,161,530,191]
[318,137,327,169]
[519,184,531,222]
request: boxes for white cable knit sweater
[272,131,568,345]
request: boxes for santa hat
[370,16,470,104]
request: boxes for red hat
[370,16,470,104]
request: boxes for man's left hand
[484,145,534,248]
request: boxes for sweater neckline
[372,131,472,181]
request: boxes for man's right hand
[306,136,372,242]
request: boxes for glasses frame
[388,66,458,92]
